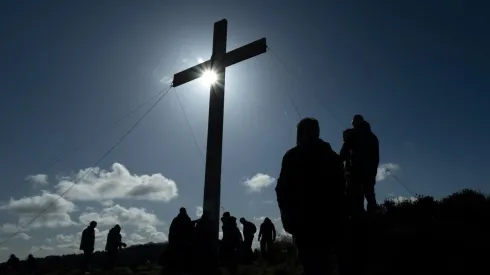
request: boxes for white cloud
[56,243,78,250]
[30,245,54,254]
[196,206,203,218]
[79,204,161,229]
[15,233,31,240]
[243,173,276,192]
[0,191,77,230]
[138,224,167,243]
[0,247,8,251]
[253,216,281,223]
[377,163,400,181]
[278,228,292,238]
[130,233,146,242]
[55,234,75,243]
[0,223,18,233]
[392,196,417,204]
[149,231,167,242]
[25,174,49,186]
[128,233,146,245]
[39,215,168,257]
[55,163,178,202]
[101,200,114,207]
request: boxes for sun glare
[202,70,218,86]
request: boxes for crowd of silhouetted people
[275,114,379,275]
[79,222,127,274]
[158,114,380,275]
[2,254,37,274]
[2,114,380,275]
[160,208,278,275]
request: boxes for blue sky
[0,1,488,261]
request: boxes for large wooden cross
[173,19,266,244]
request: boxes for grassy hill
[2,188,489,275]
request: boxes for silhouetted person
[276,118,347,275]
[6,254,20,271]
[80,220,97,274]
[258,217,276,258]
[221,216,242,274]
[192,211,218,275]
[340,114,380,217]
[105,224,126,270]
[25,254,37,273]
[168,207,194,273]
[240,217,257,262]
[220,211,232,260]
[221,211,231,232]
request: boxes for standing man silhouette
[340,114,380,218]
[258,217,276,258]
[80,221,97,274]
[276,118,347,275]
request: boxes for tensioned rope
[266,45,417,198]
[37,87,172,174]
[267,46,343,129]
[0,84,173,246]
[174,87,206,164]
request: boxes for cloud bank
[0,191,77,230]
[26,174,49,186]
[55,163,178,202]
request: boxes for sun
[201,70,218,86]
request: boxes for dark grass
[2,188,490,275]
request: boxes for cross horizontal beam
[172,37,267,87]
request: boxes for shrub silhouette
[1,189,489,275]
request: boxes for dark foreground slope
[2,189,489,275]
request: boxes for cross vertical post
[172,19,267,262]
[202,18,227,246]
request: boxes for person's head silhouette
[179,207,187,215]
[297,118,320,145]
[89,221,97,228]
[352,114,365,128]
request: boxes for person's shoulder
[319,139,333,149]
[318,139,336,153]
[343,128,354,139]
[283,146,300,160]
